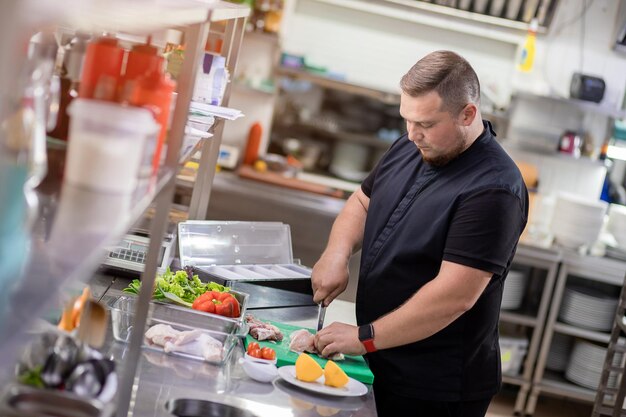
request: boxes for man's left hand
[314,322,366,357]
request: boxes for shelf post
[115,19,212,417]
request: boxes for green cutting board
[245,320,374,385]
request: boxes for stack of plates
[565,339,621,389]
[558,286,618,332]
[550,193,608,249]
[501,270,527,310]
[608,204,626,250]
[546,333,573,372]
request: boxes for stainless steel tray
[109,289,249,338]
[108,296,241,366]
[0,383,112,417]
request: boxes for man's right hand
[311,252,350,306]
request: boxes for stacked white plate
[608,204,626,250]
[565,339,621,389]
[550,193,608,249]
[558,285,618,332]
[546,333,573,372]
[501,270,528,310]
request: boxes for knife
[316,303,327,332]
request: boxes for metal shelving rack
[501,243,562,414]
[0,1,249,416]
[592,272,626,417]
[527,250,626,415]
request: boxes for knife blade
[316,303,327,332]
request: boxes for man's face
[399,91,468,167]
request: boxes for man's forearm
[322,188,369,260]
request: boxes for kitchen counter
[100,279,377,417]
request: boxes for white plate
[277,366,368,397]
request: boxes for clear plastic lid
[178,221,293,267]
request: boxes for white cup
[65,99,159,194]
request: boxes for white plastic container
[65,99,159,193]
[500,336,528,376]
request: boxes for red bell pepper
[192,290,240,318]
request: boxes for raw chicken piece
[164,333,223,362]
[246,314,283,341]
[288,329,345,361]
[145,324,178,346]
[145,325,224,362]
[289,329,316,353]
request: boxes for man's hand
[314,322,365,357]
[311,253,349,306]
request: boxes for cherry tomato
[261,347,276,361]
[248,348,262,359]
[247,342,260,353]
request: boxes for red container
[123,42,160,82]
[78,37,125,100]
[128,57,176,174]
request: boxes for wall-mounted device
[570,73,605,103]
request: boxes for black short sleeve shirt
[357,121,528,401]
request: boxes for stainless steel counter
[99,282,377,417]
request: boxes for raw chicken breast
[288,329,345,361]
[145,324,178,346]
[145,324,224,362]
[289,329,316,353]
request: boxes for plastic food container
[108,294,249,338]
[178,221,313,287]
[65,99,159,194]
[108,296,243,366]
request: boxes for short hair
[400,50,480,115]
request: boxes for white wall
[280,0,626,199]
[282,0,626,107]
[282,0,517,104]
[222,31,280,155]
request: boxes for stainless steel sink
[166,399,258,417]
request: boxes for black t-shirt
[357,121,528,401]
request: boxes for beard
[421,127,468,167]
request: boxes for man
[312,50,528,417]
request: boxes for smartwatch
[358,323,377,353]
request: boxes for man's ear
[459,104,477,126]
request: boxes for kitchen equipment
[505,0,523,20]
[557,130,583,158]
[522,0,540,22]
[102,227,176,276]
[178,221,314,295]
[489,0,506,17]
[65,99,159,194]
[316,303,326,331]
[245,320,374,384]
[166,399,256,417]
[570,73,605,103]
